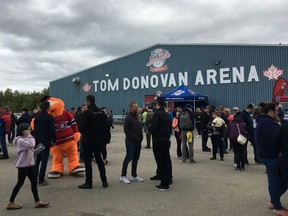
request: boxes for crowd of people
[2,97,288,215]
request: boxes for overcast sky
[0,0,287,92]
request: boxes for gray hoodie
[13,134,35,168]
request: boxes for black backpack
[179,111,193,130]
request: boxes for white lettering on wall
[108,79,119,91]
[248,65,259,82]
[207,69,217,84]
[123,78,130,90]
[195,70,205,85]
[100,80,106,91]
[168,73,177,87]
[150,75,158,88]
[232,67,245,83]
[93,80,99,92]
[132,77,140,89]
[160,73,169,87]
[179,72,188,86]
[220,68,231,84]
[141,76,149,89]
[92,66,260,91]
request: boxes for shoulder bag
[237,123,247,145]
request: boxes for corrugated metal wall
[50,44,288,114]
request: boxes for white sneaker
[120,176,130,184]
[233,163,237,167]
[130,176,144,182]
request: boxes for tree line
[0,88,49,113]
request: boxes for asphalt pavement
[0,124,287,216]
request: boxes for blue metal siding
[50,44,288,114]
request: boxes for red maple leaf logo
[263,64,284,80]
[82,82,91,92]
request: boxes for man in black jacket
[238,103,260,164]
[78,95,109,189]
[16,108,30,126]
[150,99,172,191]
[33,101,56,186]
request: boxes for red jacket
[2,114,11,134]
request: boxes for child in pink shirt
[7,123,49,210]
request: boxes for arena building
[50,43,288,115]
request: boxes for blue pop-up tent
[157,85,208,110]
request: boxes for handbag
[236,123,247,145]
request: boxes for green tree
[0,88,49,112]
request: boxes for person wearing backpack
[178,104,196,163]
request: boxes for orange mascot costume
[43,97,85,179]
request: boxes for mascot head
[42,96,65,118]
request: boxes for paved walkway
[0,125,287,216]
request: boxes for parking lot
[0,124,287,216]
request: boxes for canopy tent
[157,85,208,110]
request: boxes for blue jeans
[0,133,9,158]
[258,156,287,210]
[121,141,141,177]
[35,147,50,183]
[181,130,194,160]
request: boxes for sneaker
[48,171,62,179]
[210,157,216,160]
[150,175,161,180]
[78,183,92,189]
[71,165,85,174]
[120,176,130,184]
[190,159,196,163]
[38,180,49,186]
[130,176,144,182]
[154,185,170,192]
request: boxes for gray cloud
[0,0,287,92]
